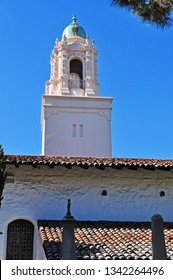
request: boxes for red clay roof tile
[5,155,173,170]
[38,220,173,260]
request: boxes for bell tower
[41,16,113,157]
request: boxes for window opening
[70,59,83,88]
[160,191,165,197]
[6,219,34,260]
[72,124,76,137]
[79,125,83,137]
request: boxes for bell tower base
[41,95,112,157]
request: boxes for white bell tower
[41,15,113,157]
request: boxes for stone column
[151,214,166,260]
[62,199,76,260]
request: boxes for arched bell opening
[70,59,83,89]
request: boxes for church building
[1,16,173,260]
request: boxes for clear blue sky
[1,0,173,159]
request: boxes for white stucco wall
[1,164,173,259]
[42,95,112,157]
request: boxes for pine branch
[158,0,173,9]
[111,0,173,27]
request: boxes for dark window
[6,219,34,260]
[101,190,107,196]
[160,191,165,197]
[70,59,83,88]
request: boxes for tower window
[72,124,84,137]
[70,59,83,88]
[79,125,83,137]
[72,124,77,137]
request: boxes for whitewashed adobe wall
[0,165,173,259]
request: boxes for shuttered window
[6,219,34,260]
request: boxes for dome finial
[72,15,77,24]
[62,15,86,39]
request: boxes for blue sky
[1,0,173,159]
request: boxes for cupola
[45,15,99,97]
[62,15,86,39]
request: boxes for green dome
[62,15,86,39]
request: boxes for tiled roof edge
[5,155,173,170]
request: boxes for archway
[6,219,34,260]
[70,59,83,88]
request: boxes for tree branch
[111,0,173,27]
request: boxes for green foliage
[0,145,6,208]
[111,0,173,27]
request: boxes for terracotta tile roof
[38,220,173,260]
[5,155,173,170]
